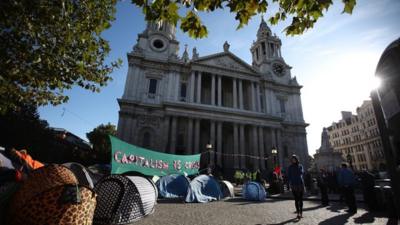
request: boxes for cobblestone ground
[135,198,395,225]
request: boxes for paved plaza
[135,198,395,225]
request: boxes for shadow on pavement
[318,213,352,225]
[261,217,300,225]
[224,197,283,205]
[157,198,185,204]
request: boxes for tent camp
[219,180,235,198]
[242,181,267,201]
[93,175,157,225]
[7,164,96,225]
[63,162,95,188]
[185,175,222,203]
[156,174,190,198]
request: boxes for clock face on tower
[272,63,285,77]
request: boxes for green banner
[110,136,201,176]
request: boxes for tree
[0,0,121,114]
[0,104,53,161]
[86,123,117,163]
[131,0,357,38]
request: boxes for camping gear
[63,162,95,188]
[219,180,235,198]
[7,164,97,225]
[242,181,267,201]
[156,174,190,198]
[185,175,223,203]
[93,174,157,225]
[0,151,14,170]
[12,149,44,170]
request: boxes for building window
[143,132,151,148]
[179,83,187,101]
[256,48,259,60]
[283,145,288,157]
[279,99,286,113]
[261,42,266,55]
[148,79,157,95]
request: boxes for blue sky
[39,0,400,155]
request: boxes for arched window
[143,132,151,148]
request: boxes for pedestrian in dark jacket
[317,169,329,206]
[287,155,304,219]
[337,163,357,214]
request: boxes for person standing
[337,163,357,214]
[287,155,305,219]
[317,169,329,206]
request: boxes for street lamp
[346,153,353,170]
[206,142,213,174]
[271,146,278,168]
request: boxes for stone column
[218,75,222,106]
[251,82,256,111]
[163,116,170,152]
[187,118,193,154]
[233,78,238,108]
[276,129,284,167]
[252,125,259,169]
[190,71,195,102]
[210,121,216,166]
[194,119,200,154]
[264,89,269,114]
[256,83,261,112]
[217,121,222,166]
[239,79,244,109]
[170,116,177,153]
[239,124,245,168]
[211,74,216,105]
[233,123,239,168]
[258,127,265,170]
[196,72,202,104]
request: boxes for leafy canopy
[86,123,117,163]
[131,0,356,38]
[0,0,121,114]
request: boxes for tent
[63,162,95,188]
[156,174,190,198]
[0,151,14,170]
[93,175,157,225]
[7,164,96,225]
[185,175,223,203]
[242,181,267,201]
[219,180,235,198]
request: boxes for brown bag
[7,164,97,225]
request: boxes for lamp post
[206,143,213,174]
[271,146,278,168]
[346,153,353,170]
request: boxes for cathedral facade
[117,19,309,176]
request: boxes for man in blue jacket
[337,163,357,214]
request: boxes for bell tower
[251,17,290,83]
[133,20,180,61]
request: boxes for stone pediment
[193,52,257,74]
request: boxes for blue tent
[156,174,190,198]
[185,175,222,203]
[242,181,267,201]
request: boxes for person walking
[317,169,329,206]
[337,163,357,214]
[287,155,305,219]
